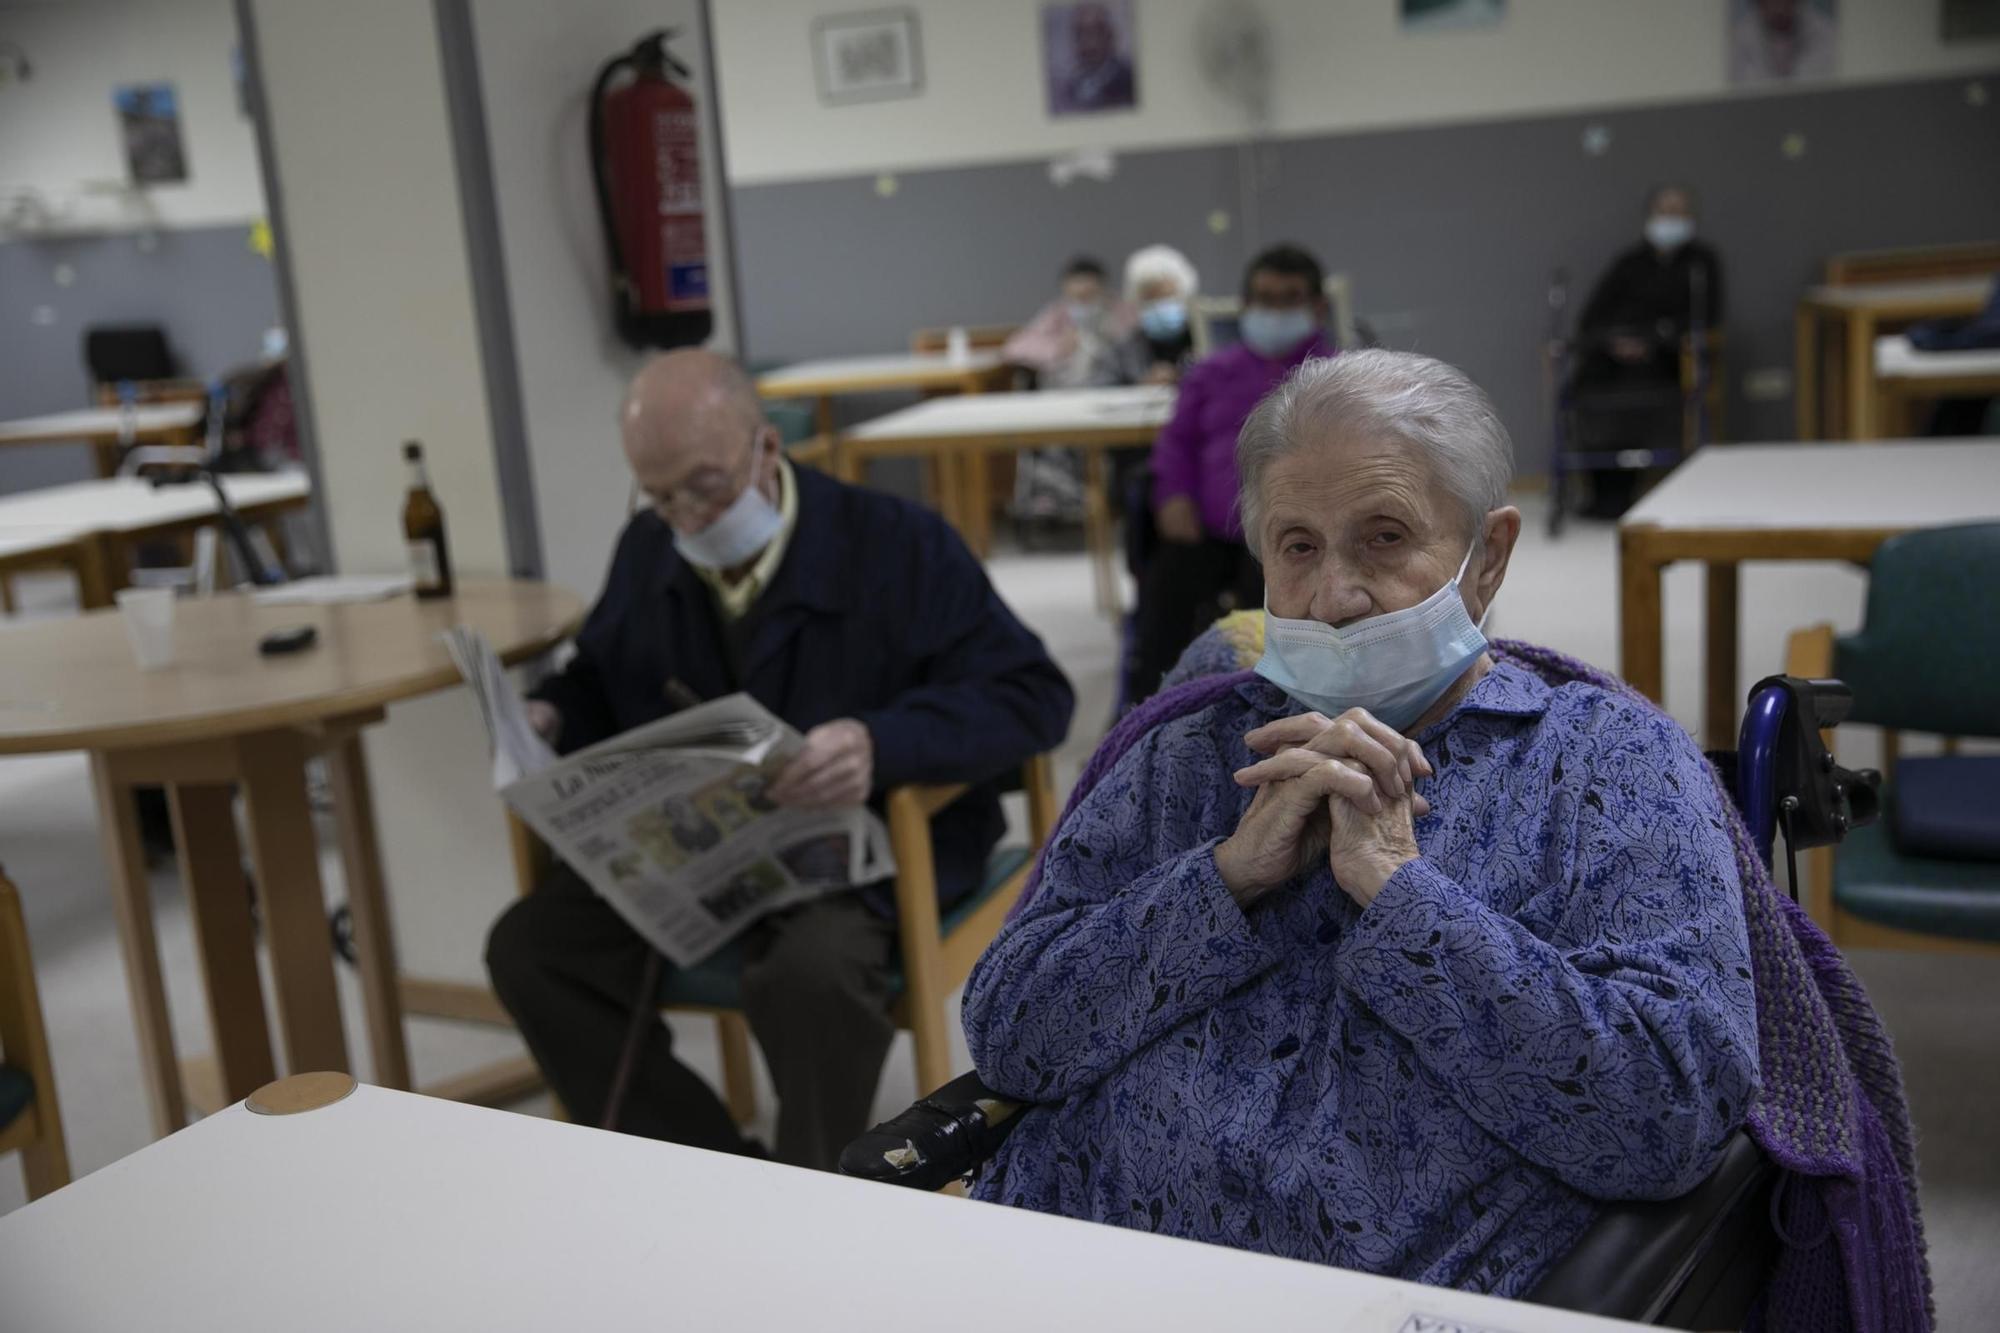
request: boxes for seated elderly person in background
[1117,244,1199,385]
[1003,255,1136,390]
[962,350,1760,1298]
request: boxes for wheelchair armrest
[1527,1130,1777,1326]
[838,1070,1025,1191]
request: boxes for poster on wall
[1728,0,1838,85]
[812,8,924,105]
[1042,1,1138,117]
[1941,0,2000,40]
[114,83,188,183]
[1399,0,1507,31]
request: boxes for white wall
[712,0,2000,186]
[470,0,740,597]
[0,0,266,231]
[248,0,517,983]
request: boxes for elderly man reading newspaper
[483,351,1074,1170]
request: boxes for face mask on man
[1254,544,1489,732]
[1645,215,1695,252]
[671,445,783,571]
[1139,299,1189,340]
[1239,306,1318,359]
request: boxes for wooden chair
[506,753,1061,1122]
[1784,522,2000,958]
[0,868,70,1200]
[1822,240,2000,287]
[909,325,1018,356]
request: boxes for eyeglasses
[646,430,766,524]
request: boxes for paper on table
[253,574,414,606]
[441,625,557,786]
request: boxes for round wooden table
[0,579,584,1137]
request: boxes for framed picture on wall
[1399,0,1507,31]
[1728,0,1838,85]
[812,8,923,105]
[113,83,189,184]
[1042,1,1138,117]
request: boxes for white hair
[1123,244,1199,302]
[1235,349,1514,557]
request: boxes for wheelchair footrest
[838,1070,1024,1191]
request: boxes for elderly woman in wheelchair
[959,350,1764,1298]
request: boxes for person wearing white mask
[962,350,1759,1297]
[490,349,1074,1172]
[1568,184,1725,517]
[1118,243,1200,385]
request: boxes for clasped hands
[1214,708,1432,910]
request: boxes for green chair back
[1834,522,2000,738]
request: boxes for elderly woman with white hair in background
[1119,243,1200,384]
[962,349,1760,1298]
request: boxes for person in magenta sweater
[1128,243,1335,704]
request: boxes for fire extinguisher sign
[655,107,708,309]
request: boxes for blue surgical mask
[1254,546,1488,732]
[1239,306,1317,359]
[1139,298,1188,340]
[1645,215,1694,251]
[672,465,783,570]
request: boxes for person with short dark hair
[1003,255,1135,389]
[1126,242,1334,704]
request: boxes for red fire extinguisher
[589,30,713,349]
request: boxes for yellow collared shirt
[693,456,799,620]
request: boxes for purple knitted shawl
[1014,639,1933,1332]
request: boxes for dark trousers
[485,864,898,1171]
[1127,536,1263,705]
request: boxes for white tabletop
[0,471,310,536]
[1623,440,2000,530]
[0,1083,1645,1332]
[847,384,1177,441]
[1801,276,1993,311]
[757,351,1003,393]
[1874,333,2000,379]
[0,521,89,562]
[0,401,203,446]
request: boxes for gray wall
[732,70,2000,467]
[0,225,281,494]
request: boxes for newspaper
[444,627,895,967]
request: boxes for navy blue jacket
[531,465,1075,911]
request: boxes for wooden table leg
[88,753,186,1138]
[75,536,115,610]
[961,450,992,559]
[1618,527,1666,705]
[1083,448,1117,616]
[234,730,349,1076]
[1794,307,1819,439]
[1845,312,1876,440]
[325,734,412,1091]
[168,784,277,1101]
[1704,562,1741,751]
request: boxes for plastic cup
[115,587,178,671]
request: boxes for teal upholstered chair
[507,754,1060,1122]
[0,867,70,1200]
[1786,522,2000,955]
